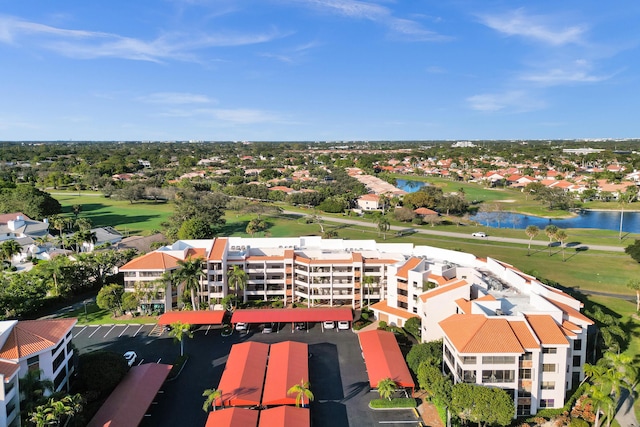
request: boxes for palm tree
[202,388,222,412]
[76,229,97,252]
[376,377,397,401]
[20,369,54,417]
[168,321,193,357]
[1,239,22,264]
[376,217,390,240]
[378,194,388,215]
[49,214,67,238]
[172,257,205,310]
[586,385,615,427]
[227,265,248,306]
[524,225,539,256]
[544,224,558,256]
[362,275,377,307]
[555,229,568,261]
[627,279,640,312]
[287,379,314,408]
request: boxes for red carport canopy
[358,330,415,390]
[87,363,172,427]
[205,407,259,427]
[259,406,310,427]
[217,342,269,407]
[262,341,309,407]
[157,310,225,325]
[231,307,352,324]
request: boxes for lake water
[396,178,640,233]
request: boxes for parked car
[338,321,350,330]
[323,321,335,330]
[123,351,137,367]
[295,322,307,330]
[235,322,248,331]
[472,232,487,237]
[261,324,273,334]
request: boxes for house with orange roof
[0,318,77,427]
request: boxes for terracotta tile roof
[545,298,593,325]
[396,257,422,280]
[0,360,19,380]
[246,255,285,261]
[476,294,496,301]
[120,251,181,271]
[359,194,379,201]
[525,315,569,346]
[562,320,581,333]
[208,238,227,261]
[455,298,471,313]
[0,319,76,360]
[283,249,294,259]
[414,208,438,216]
[352,252,363,263]
[419,279,469,303]
[509,320,539,349]
[185,248,206,259]
[439,314,524,354]
[370,300,419,320]
[427,274,447,285]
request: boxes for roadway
[284,210,626,253]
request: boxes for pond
[396,178,640,233]
[470,210,640,233]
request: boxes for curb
[166,355,189,382]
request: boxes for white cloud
[478,9,586,46]
[0,15,284,62]
[138,92,213,104]
[157,107,283,124]
[521,68,610,86]
[294,0,447,41]
[466,90,545,112]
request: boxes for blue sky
[1,1,639,141]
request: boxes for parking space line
[157,358,162,363]
[133,325,144,337]
[103,325,116,338]
[88,326,101,338]
[119,324,131,337]
[205,325,211,335]
[73,326,87,337]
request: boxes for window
[463,370,476,383]
[542,347,557,354]
[27,355,39,373]
[462,356,476,364]
[539,399,555,408]
[53,350,66,373]
[518,387,532,398]
[482,356,515,364]
[444,345,454,364]
[481,370,515,383]
[5,379,15,395]
[54,368,66,391]
[543,364,556,373]
[541,381,555,390]
[519,368,532,379]
[521,352,532,361]
[573,339,582,351]
[52,340,64,357]
[517,404,531,416]
[573,356,581,367]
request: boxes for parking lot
[72,322,421,427]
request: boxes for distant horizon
[1,2,638,140]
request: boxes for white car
[323,321,335,330]
[123,351,137,367]
[338,321,350,330]
[472,232,487,237]
[235,322,248,331]
[261,324,273,334]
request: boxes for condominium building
[0,318,77,427]
[119,237,592,416]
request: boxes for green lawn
[61,301,158,325]
[54,192,174,235]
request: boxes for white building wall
[420,283,471,342]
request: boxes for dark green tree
[406,340,443,374]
